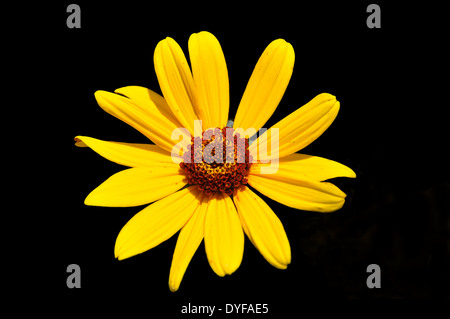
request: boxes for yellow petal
[204,192,244,276]
[74,136,179,168]
[250,93,340,160]
[94,90,189,153]
[169,193,208,292]
[115,186,201,260]
[188,31,229,129]
[250,153,356,182]
[114,86,183,129]
[234,39,294,132]
[234,187,291,269]
[85,167,186,207]
[248,174,347,213]
[154,37,199,134]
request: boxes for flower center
[180,127,252,196]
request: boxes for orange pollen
[179,127,253,196]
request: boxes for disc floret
[179,127,252,196]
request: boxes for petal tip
[94,90,106,100]
[349,169,357,178]
[169,285,179,293]
[74,136,87,147]
[84,189,106,207]
[83,193,94,206]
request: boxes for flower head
[75,31,355,292]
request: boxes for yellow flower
[75,31,355,292]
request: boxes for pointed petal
[154,37,199,134]
[234,187,291,269]
[250,93,340,160]
[94,90,190,153]
[169,193,208,292]
[74,136,179,168]
[248,173,347,213]
[85,167,186,207]
[115,186,201,260]
[234,39,294,132]
[204,193,244,276]
[250,153,356,182]
[188,31,229,129]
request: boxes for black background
[22,0,449,315]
